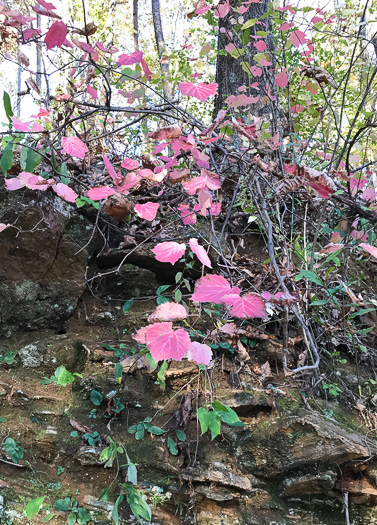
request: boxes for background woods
[1,0,377,524]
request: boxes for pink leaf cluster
[179,81,218,101]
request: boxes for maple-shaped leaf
[53,183,78,203]
[360,243,377,260]
[151,242,186,264]
[148,125,182,140]
[179,81,218,101]
[148,302,187,323]
[117,50,143,66]
[132,326,148,345]
[44,21,67,49]
[134,202,159,221]
[146,322,190,361]
[186,342,212,366]
[87,186,116,200]
[189,238,212,268]
[62,136,88,159]
[191,274,240,303]
[121,158,139,170]
[223,293,267,319]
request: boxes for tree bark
[214,0,280,133]
[133,0,139,50]
[151,0,173,100]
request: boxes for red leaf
[214,0,230,18]
[36,0,56,9]
[0,223,10,233]
[103,154,121,183]
[151,242,186,264]
[146,322,190,361]
[87,186,116,200]
[53,183,78,203]
[191,274,240,303]
[148,302,187,323]
[140,58,152,80]
[134,202,159,221]
[87,84,98,99]
[189,238,212,268]
[132,326,148,344]
[289,30,307,47]
[276,70,288,89]
[179,81,218,101]
[62,136,88,159]
[360,243,377,260]
[186,342,212,365]
[182,176,206,195]
[44,21,67,49]
[178,204,196,225]
[11,117,30,132]
[117,50,143,66]
[223,293,267,319]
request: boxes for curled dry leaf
[17,50,30,66]
[319,243,344,254]
[69,418,91,434]
[102,194,135,222]
[301,65,338,89]
[148,125,182,140]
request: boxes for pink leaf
[146,322,190,361]
[151,242,186,264]
[220,323,237,335]
[132,326,148,344]
[53,183,78,203]
[62,136,88,159]
[306,181,334,198]
[44,21,67,49]
[182,176,206,195]
[254,40,267,52]
[87,84,98,99]
[103,154,120,182]
[319,243,344,254]
[275,70,288,89]
[223,293,267,319]
[261,291,299,305]
[186,342,212,365]
[0,223,10,233]
[290,30,307,47]
[290,104,305,114]
[121,158,139,170]
[140,58,152,80]
[195,0,211,14]
[214,0,230,18]
[148,302,187,323]
[198,188,212,215]
[117,172,142,193]
[189,238,212,268]
[19,171,51,190]
[360,243,377,260]
[134,202,159,221]
[36,0,56,9]
[11,117,30,132]
[5,178,25,191]
[87,186,116,200]
[117,50,143,66]
[191,274,240,303]
[178,204,196,225]
[179,81,218,101]
[32,122,44,132]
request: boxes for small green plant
[323,383,342,398]
[156,285,170,305]
[57,466,65,476]
[90,389,103,406]
[55,498,91,525]
[0,350,18,365]
[83,431,101,446]
[3,437,25,463]
[41,366,82,386]
[88,409,97,419]
[128,418,166,440]
[197,401,244,440]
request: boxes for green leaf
[167,437,179,455]
[59,162,70,185]
[176,429,186,441]
[0,350,18,364]
[67,511,77,525]
[310,299,328,306]
[349,308,376,319]
[175,289,182,303]
[90,390,103,406]
[123,299,134,314]
[241,18,257,29]
[157,295,169,305]
[208,411,221,436]
[77,508,91,524]
[56,368,75,385]
[126,453,138,485]
[99,487,110,502]
[175,272,182,283]
[112,494,124,525]
[0,417,7,423]
[1,142,14,175]
[126,489,151,522]
[356,326,375,335]
[55,498,73,511]
[135,428,145,440]
[70,431,79,438]
[295,269,323,286]
[157,285,170,295]
[128,425,138,434]
[3,92,13,123]
[114,363,124,381]
[197,407,209,434]
[26,496,45,519]
[147,425,166,435]
[157,360,168,388]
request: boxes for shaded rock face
[0,189,94,336]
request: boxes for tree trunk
[214,0,280,133]
[133,0,139,50]
[151,0,173,100]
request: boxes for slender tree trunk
[151,0,173,100]
[36,14,42,90]
[214,0,280,133]
[133,0,139,50]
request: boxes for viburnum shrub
[1,0,377,373]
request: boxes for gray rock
[18,344,43,368]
